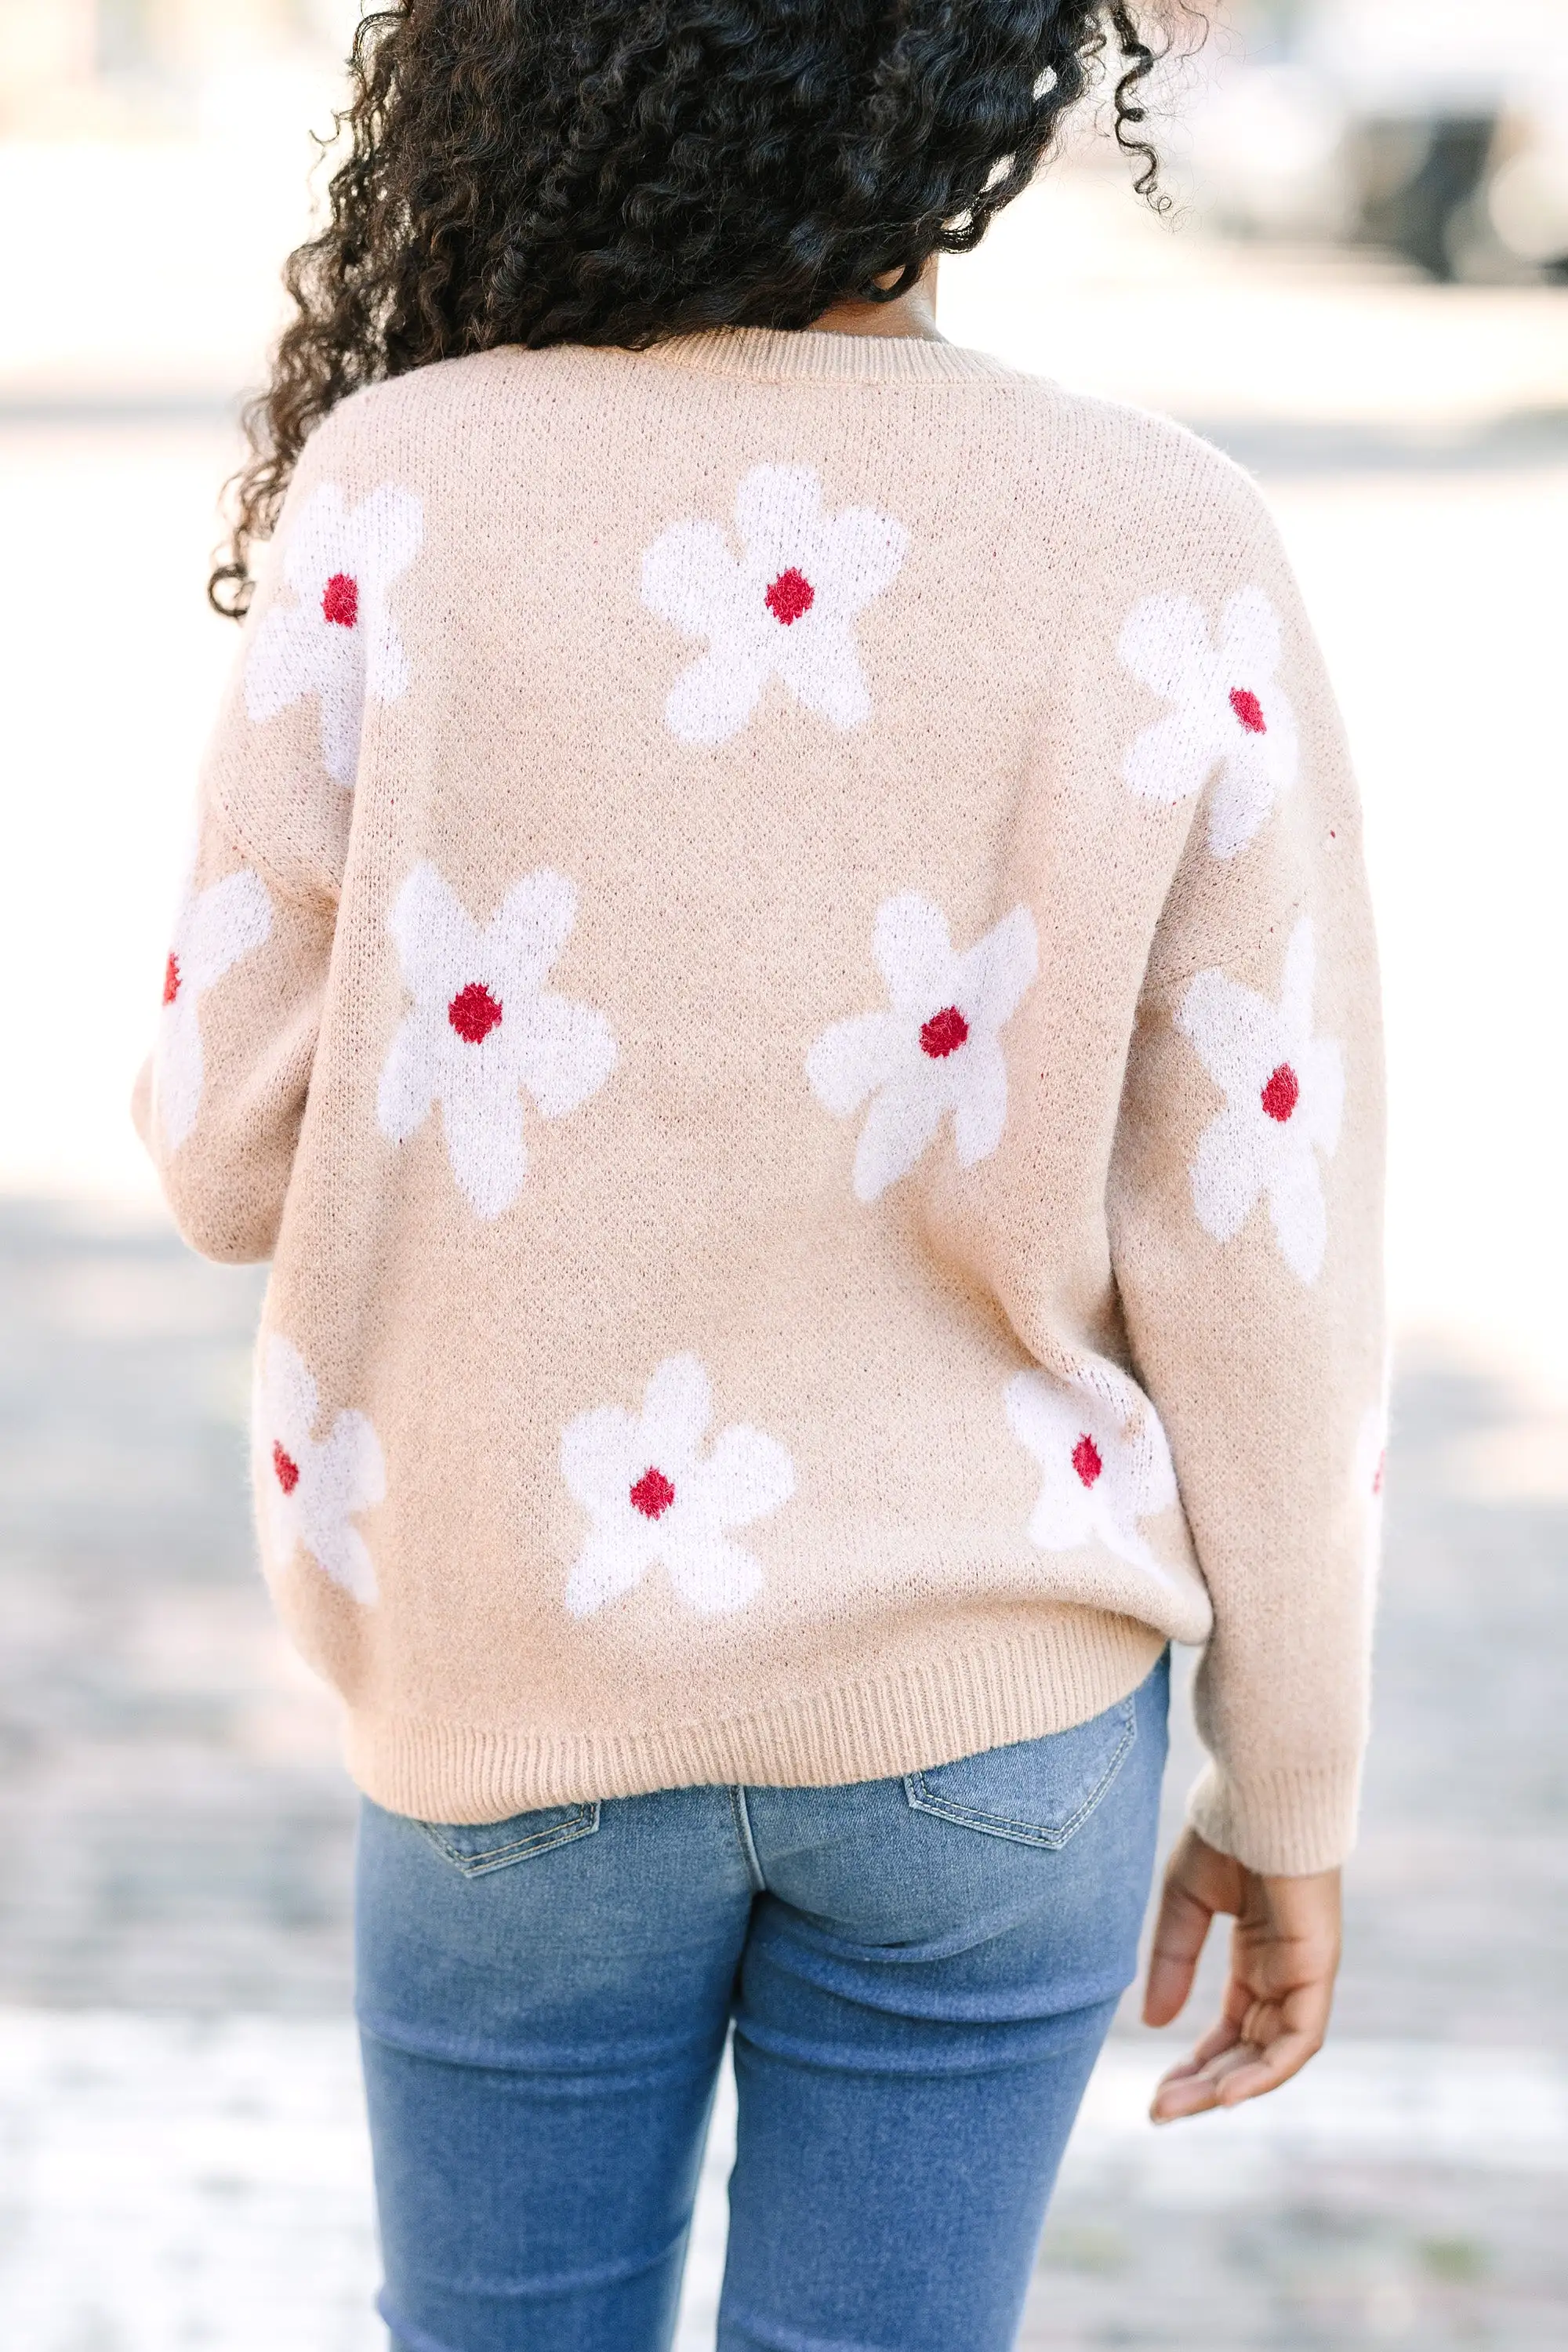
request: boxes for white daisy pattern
[640,463,908,745]
[807,894,1038,1203]
[1007,1359,1180,1581]
[154,868,274,1151]
[245,482,424,784]
[1118,587,1299,857]
[1176,916,1345,1284]
[561,1355,795,1620]
[377,863,616,1220]
[256,1336,385,1604]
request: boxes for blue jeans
[356,1653,1168,2352]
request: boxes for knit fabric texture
[136,327,1385,1875]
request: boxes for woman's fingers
[1156,2017,1325,2114]
[1141,1828,1243,2028]
[1151,1997,1332,2120]
[1218,1968,1335,2103]
[1149,2020,1242,2119]
[1152,2062,1235,2120]
[1152,2033,1269,2119]
[1184,2011,1254,2072]
[1142,1875,1212,2027]
[1211,2025,1325,2105]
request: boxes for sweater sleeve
[1106,496,1385,1878]
[132,442,361,1264]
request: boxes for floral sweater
[136,327,1384,1875]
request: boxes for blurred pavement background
[1,4,1566,2348]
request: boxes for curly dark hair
[212,0,1184,616]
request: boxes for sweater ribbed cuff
[1185,1755,1363,1877]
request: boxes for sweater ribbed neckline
[639,324,1018,386]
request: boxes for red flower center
[1072,1433,1103,1487]
[1261,1062,1300,1123]
[1229,686,1266,735]
[448,982,503,1044]
[920,1004,970,1060]
[162,951,180,1006]
[764,568,815,626]
[321,572,359,628]
[272,1442,300,1495]
[629,1466,676,1520]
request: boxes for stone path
[5,2006,1566,2352]
[1,1202,1565,2347]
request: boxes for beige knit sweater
[136,327,1384,1875]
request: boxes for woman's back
[145,327,1378,1867]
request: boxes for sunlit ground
[1,114,1566,2352]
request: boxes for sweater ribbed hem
[1185,1756,1364,1877]
[344,1611,1163,1824]
[638,325,1018,387]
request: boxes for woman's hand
[1141,1827,1341,2122]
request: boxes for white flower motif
[806,894,1038,1202]
[154,868,273,1151]
[377,863,616,1220]
[256,1336,385,1604]
[1006,1359,1180,1581]
[1176,916,1344,1285]
[641,463,908,745]
[561,1355,795,1619]
[245,482,424,783]
[1118,586,1299,857]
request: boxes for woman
[138,5,1381,2346]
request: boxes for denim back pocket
[904,1694,1138,1851]
[417,1801,601,1878]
